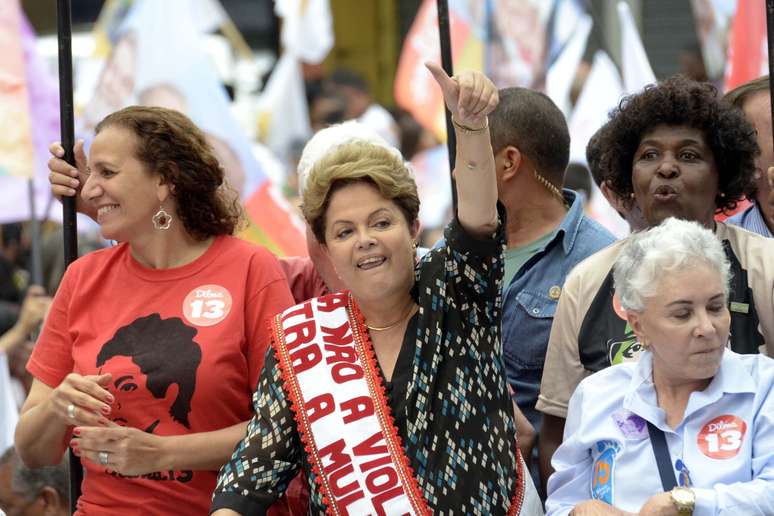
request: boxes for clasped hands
[570,493,679,516]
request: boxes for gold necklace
[366,303,416,332]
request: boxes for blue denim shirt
[503,190,616,430]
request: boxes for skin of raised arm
[426,62,499,238]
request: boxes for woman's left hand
[72,425,168,476]
[425,62,498,130]
[637,492,678,516]
[570,500,635,516]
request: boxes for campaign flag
[724,0,767,91]
[255,0,333,162]
[396,0,560,140]
[395,0,484,140]
[0,2,57,223]
[690,0,736,81]
[545,11,592,116]
[617,1,655,93]
[568,51,629,238]
[80,0,307,256]
[0,0,34,180]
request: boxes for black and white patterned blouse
[211,208,520,514]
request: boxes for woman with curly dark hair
[536,76,774,495]
[16,106,295,514]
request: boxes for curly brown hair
[95,106,242,240]
[596,75,758,214]
[302,141,419,244]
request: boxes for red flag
[723,0,767,92]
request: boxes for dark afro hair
[597,75,758,214]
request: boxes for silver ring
[67,403,76,419]
[98,451,109,466]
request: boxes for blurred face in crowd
[769,167,774,224]
[82,126,168,243]
[322,181,418,305]
[741,90,774,228]
[0,460,66,516]
[631,124,719,228]
[627,263,730,387]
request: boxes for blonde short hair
[302,141,419,244]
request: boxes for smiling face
[322,181,418,304]
[627,263,730,386]
[83,126,169,243]
[632,124,719,227]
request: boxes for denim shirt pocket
[502,290,558,369]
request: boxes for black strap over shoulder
[647,421,677,491]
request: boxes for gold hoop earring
[153,205,172,230]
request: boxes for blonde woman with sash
[210,65,542,515]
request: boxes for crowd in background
[2,2,774,513]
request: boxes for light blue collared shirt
[726,203,772,238]
[546,350,774,516]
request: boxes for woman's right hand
[48,372,114,428]
[48,140,97,219]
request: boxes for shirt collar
[550,189,585,255]
[747,202,773,237]
[624,350,756,427]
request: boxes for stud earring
[153,205,172,230]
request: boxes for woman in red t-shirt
[15,106,295,515]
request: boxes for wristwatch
[670,486,695,515]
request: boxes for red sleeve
[245,257,295,390]
[27,263,77,388]
[278,256,327,304]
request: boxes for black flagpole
[56,0,81,512]
[766,1,774,157]
[436,0,458,214]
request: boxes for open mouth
[357,256,387,270]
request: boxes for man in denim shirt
[488,88,615,491]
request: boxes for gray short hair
[613,218,730,312]
[0,446,68,502]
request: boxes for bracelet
[451,115,488,134]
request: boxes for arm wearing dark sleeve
[439,202,506,331]
[211,350,302,515]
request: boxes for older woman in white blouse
[545,217,774,516]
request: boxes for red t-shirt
[28,235,294,515]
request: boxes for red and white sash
[271,292,430,516]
